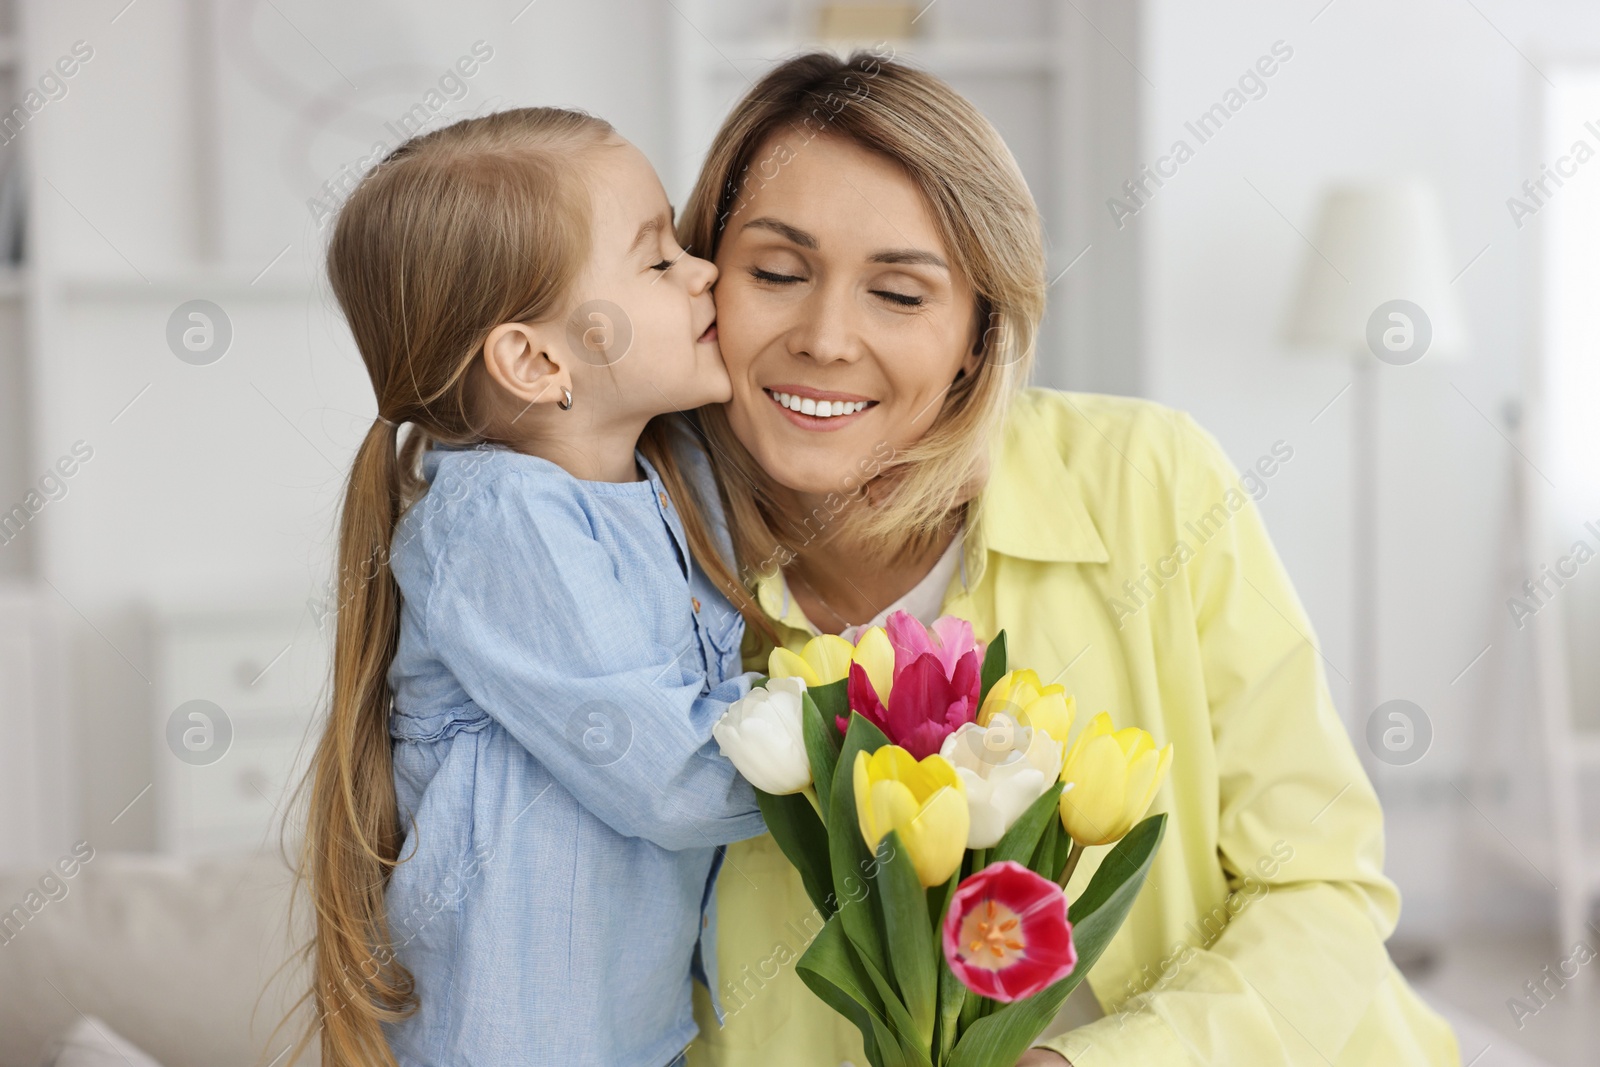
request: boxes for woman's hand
[1015,1051,1070,1067]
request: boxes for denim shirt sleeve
[422,470,765,852]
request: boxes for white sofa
[0,851,315,1067]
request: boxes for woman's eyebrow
[740,216,817,248]
[870,248,948,269]
[740,216,947,270]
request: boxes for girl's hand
[1015,1051,1070,1066]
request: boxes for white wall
[1139,0,1600,936]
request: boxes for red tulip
[843,611,982,758]
[942,860,1077,1002]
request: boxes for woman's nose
[790,284,864,364]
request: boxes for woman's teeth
[767,390,871,418]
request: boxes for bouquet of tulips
[713,612,1171,1067]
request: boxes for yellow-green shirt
[689,388,1458,1066]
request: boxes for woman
[678,52,1458,1066]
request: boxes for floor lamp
[1283,182,1468,764]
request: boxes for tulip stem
[1057,842,1084,889]
[800,784,823,819]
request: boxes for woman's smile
[762,384,878,431]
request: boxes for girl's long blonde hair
[679,51,1047,579]
[285,107,760,1066]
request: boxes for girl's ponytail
[286,107,614,1066]
[298,415,413,1065]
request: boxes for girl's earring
[559,387,573,411]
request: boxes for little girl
[295,109,768,1067]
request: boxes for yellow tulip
[851,626,896,705]
[769,633,856,686]
[978,669,1076,747]
[1058,712,1172,847]
[853,745,969,886]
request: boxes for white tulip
[713,676,813,795]
[939,714,1066,848]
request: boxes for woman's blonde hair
[284,107,758,1066]
[679,51,1047,579]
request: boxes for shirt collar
[969,397,1110,567]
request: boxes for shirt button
[702,915,709,929]
[659,491,670,509]
[692,597,701,613]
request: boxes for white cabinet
[152,609,327,855]
[0,583,69,865]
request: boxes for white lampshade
[1284,181,1468,361]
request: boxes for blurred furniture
[0,0,30,587]
[0,582,71,866]
[1283,182,1467,742]
[0,850,311,1067]
[153,608,324,855]
[1473,64,1600,963]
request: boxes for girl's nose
[686,254,718,294]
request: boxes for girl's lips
[763,387,876,432]
[697,321,718,343]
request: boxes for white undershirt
[840,525,967,640]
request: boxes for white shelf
[60,268,314,301]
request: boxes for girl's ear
[481,321,569,407]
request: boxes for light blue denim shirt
[381,423,765,1067]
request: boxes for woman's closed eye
[650,258,676,272]
[872,288,922,307]
[749,266,804,285]
[748,265,923,307]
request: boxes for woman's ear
[481,321,569,407]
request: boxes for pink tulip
[942,860,1077,1003]
[843,611,982,758]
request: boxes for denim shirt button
[658,490,670,509]
[692,596,701,613]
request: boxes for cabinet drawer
[157,613,329,717]
[164,709,313,852]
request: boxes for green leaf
[945,813,1168,1067]
[935,955,967,1062]
[808,676,850,728]
[829,712,893,983]
[926,867,964,1060]
[802,689,841,821]
[754,788,835,918]
[957,985,989,1031]
[1051,821,1075,881]
[988,782,1064,868]
[796,916,902,1067]
[1068,814,1166,924]
[978,630,1008,707]
[1029,813,1065,881]
[855,938,937,1067]
[927,872,958,942]
[876,831,937,1047]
